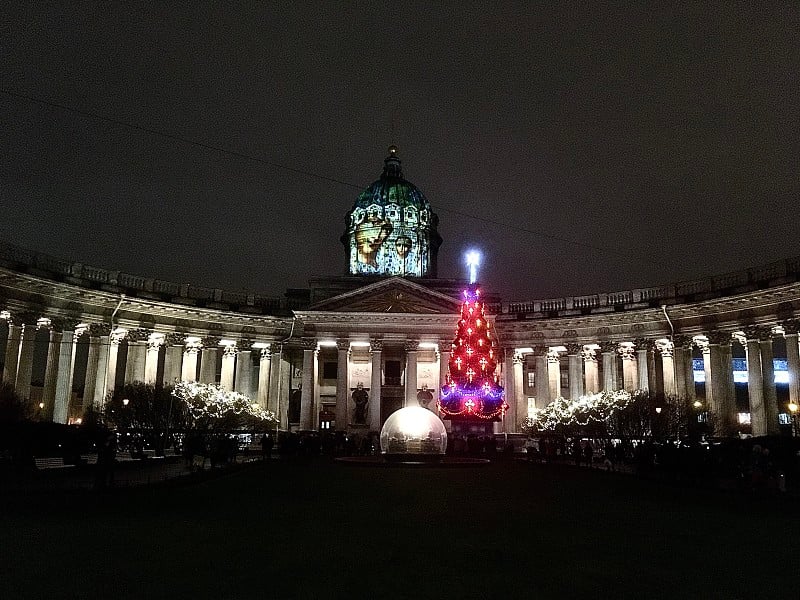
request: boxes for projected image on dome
[342,147,441,278]
[350,226,424,276]
[353,216,393,269]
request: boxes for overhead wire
[1,87,667,269]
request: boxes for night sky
[2,3,798,302]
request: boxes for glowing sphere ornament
[379,406,448,461]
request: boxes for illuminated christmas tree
[438,252,506,421]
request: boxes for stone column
[267,343,282,416]
[583,347,599,394]
[369,340,383,432]
[758,330,779,436]
[181,338,201,382]
[255,344,271,408]
[335,340,350,429]
[105,329,124,397]
[634,338,651,394]
[234,340,254,399]
[512,352,525,429]
[162,333,185,386]
[548,350,561,399]
[744,328,766,437]
[53,320,82,424]
[534,346,550,404]
[144,333,164,385]
[199,336,220,384]
[657,340,676,397]
[784,322,800,412]
[599,341,618,391]
[219,343,236,391]
[565,344,583,401]
[619,344,637,392]
[299,338,316,430]
[707,331,736,436]
[672,335,695,403]
[41,327,62,421]
[124,329,149,384]
[2,321,22,386]
[438,346,450,398]
[695,337,712,407]
[404,340,419,407]
[84,324,111,410]
[15,313,40,401]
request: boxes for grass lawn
[1,460,797,599]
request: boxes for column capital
[705,329,732,345]
[618,345,636,361]
[512,352,524,365]
[656,339,674,358]
[782,319,800,335]
[237,339,254,352]
[50,317,82,332]
[581,347,597,363]
[742,326,771,343]
[598,340,618,354]
[404,340,419,353]
[336,339,351,351]
[565,342,582,355]
[147,334,165,351]
[533,344,549,356]
[270,342,283,355]
[370,339,384,352]
[633,337,654,352]
[672,334,694,351]
[16,311,40,328]
[201,335,221,347]
[183,339,202,355]
[260,347,272,359]
[546,349,560,363]
[127,328,152,343]
[110,328,127,345]
[222,344,238,358]
[301,337,317,351]
[164,332,186,346]
[88,322,112,337]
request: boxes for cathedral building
[1,147,799,438]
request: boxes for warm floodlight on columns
[465,250,481,284]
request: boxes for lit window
[737,412,751,425]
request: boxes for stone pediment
[310,277,462,314]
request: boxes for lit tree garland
[172,381,278,430]
[438,251,507,421]
[524,390,632,431]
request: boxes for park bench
[34,457,75,470]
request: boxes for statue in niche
[352,383,369,425]
[288,386,302,424]
[417,385,434,410]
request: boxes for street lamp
[789,401,798,437]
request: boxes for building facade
[2,150,799,438]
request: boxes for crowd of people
[522,433,800,493]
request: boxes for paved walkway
[0,451,268,493]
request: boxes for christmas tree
[438,252,506,421]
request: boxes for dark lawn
[1,460,797,599]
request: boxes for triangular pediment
[310,277,462,314]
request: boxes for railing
[0,241,296,314]
[3,240,800,319]
[501,256,800,316]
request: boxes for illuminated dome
[379,406,448,457]
[341,147,442,278]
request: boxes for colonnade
[3,304,799,437]
[504,321,800,437]
[0,310,287,425]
